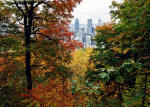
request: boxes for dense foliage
[0,0,82,106]
[84,0,150,106]
[0,0,150,107]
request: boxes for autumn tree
[1,0,82,91]
[84,0,150,106]
[110,0,150,106]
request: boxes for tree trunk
[118,83,123,107]
[141,74,147,107]
[24,15,32,91]
[24,2,34,90]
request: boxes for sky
[71,0,123,24]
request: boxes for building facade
[75,18,79,32]
[72,18,102,48]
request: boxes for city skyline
[71,18,102,26]
[72,18,97,48]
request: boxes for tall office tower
[87,19,93,33]
[81,28,84,33]
[98,19,102,26]
[87,19,92,27]
[75,18,79,32]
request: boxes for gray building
[87,19,93,33]
[75,18,79,32]
[98,19,102,26]
[72,18,102,48]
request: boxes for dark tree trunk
[141,74,147,107]
[24,15,32,91]
[25,41,32,91]
[118,83,123,107]
[24,2,34,91]
[141,28,149,107]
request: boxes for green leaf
[116,76,124,83]
[88,83,94,87]
[72,87,76,94]
[126,67,134,72]
[72,80,77,84]
[99,72,109,78]
[89,89,94,93]
[111,99,119,104]
[134,62,142,70]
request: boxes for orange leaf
[123,48,130,54]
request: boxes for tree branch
[15,10,24,25]
[32,27,40,35]
[13,0,25,16]
[23,0,29,14]
[32,32,58,43]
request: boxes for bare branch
[15,10,24,25]
[31,32,58,43]
[13,0,25,16]
[32,27,40,34]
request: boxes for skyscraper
[87,19,93,33]
[75,18,79,32]
[87,19,92,27]
[72,18,96,48]
[98,19,102,26]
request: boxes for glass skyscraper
[98,19,102,26]
[75,18,79,32]
[87,19,93,33]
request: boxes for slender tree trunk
[24,2,34,90]
[24,15,32,91]
[25,30,32,90]
[118,83,123,107]
[141,27,149,106]
[141,74,147,107]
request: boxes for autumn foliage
[1,0,150,107]
[0,0,83,106]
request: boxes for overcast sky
[71,0,123,24]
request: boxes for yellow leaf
[123,48,130,54]
[132,36,144,43]
[131,59,135,64]
[112,47,122,53]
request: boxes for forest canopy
[0,0,150,107]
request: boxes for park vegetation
[0,0,150,107]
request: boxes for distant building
[98,19,102,26]
[86,34,92,47]
[87,19,92,26]
[71,18,103,48]
[80,28,84,33]
[75,18,79,32]
[87,19,93,33]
